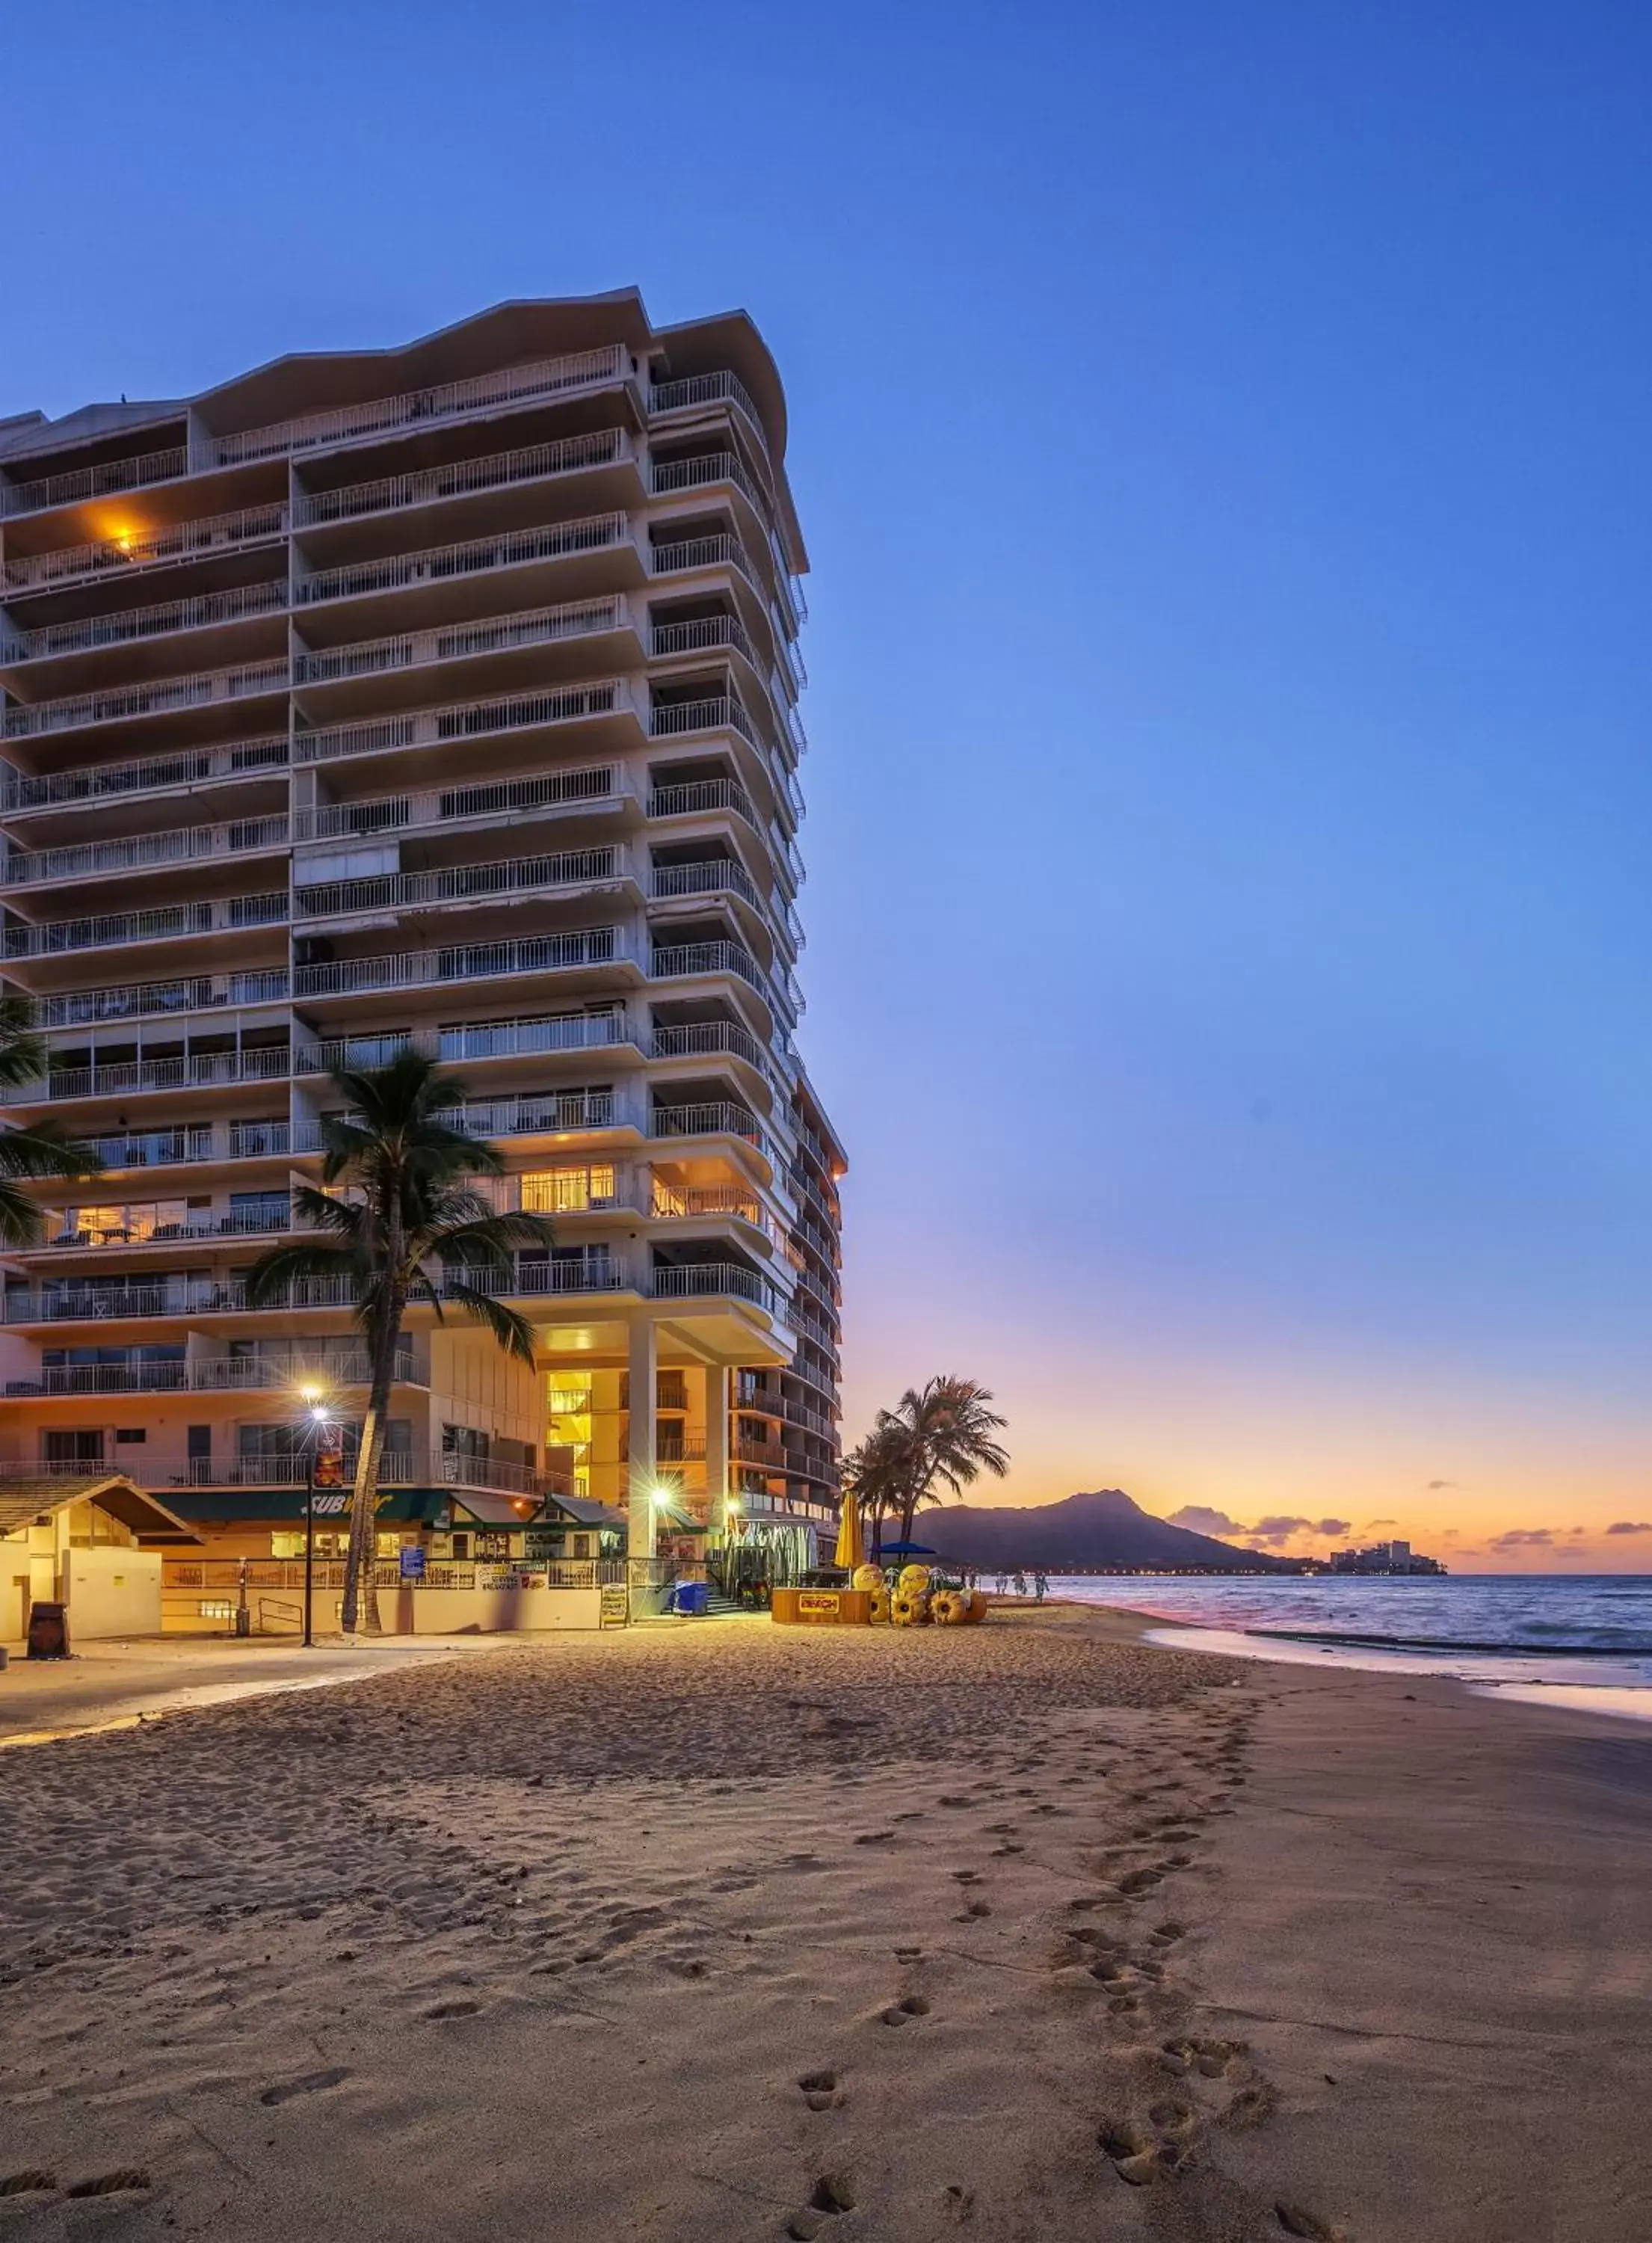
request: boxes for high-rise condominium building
[0,292,845,1584]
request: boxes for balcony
[293,762,626,843]
[295,427,633,528]
[1,658,289,742]
[293,844,626,923]
[402,1090,622,1145]
[18,1045,292,1105]
[4,1350,421,1397]
[0,504,289,598]
[650,857,763,912]
[650,939,781,1019]
[0,579,289,665]
[210,342,630,468]
[292,925,624,1001]
[295,1012,631,1074]
[649,613,762,671]
[647,775,759,829]
[649,372,771,467]
[651,1101,765,1149]
[128,1447,563,1500]
[1,444,189,522]
[0,1275,355,1326]
[2,890,287,960]
[650,1179,769,1232]
[41,1200,292,1252]
[33,967,289,1031]
[465,1257,633,1299]
[649,1261,782,1313]
[647,692,761,755]
[296,670,631,760]
[650,1018,776,1078]
[0,735,289,815]
[295,511,630,613]
[81,1122,291,1170]
[1,813,289,890]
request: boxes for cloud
[1490,1528,1557,1550]
[1606,1522,1652,1536]
[1314,1518,1352,1539]
[1167,1505,1244,1539]
[1364,1518,1398,1528]
[1426,1480,1458,1492]
[1248,1514,1314,1545]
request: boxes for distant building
[1328,1539,1445,1577]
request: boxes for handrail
[5,1351,420,1397]
[650,858,762,911]
[295,1012,630,1074]
[292,924,622,998]
[22,1047,292,1104]
[649,612,761,670]
[32,967,289,1030]
[293,598,628,695]
[647,776,759,827]
[295,845,623,920]
[2,813,289,888]
[650,938,766,998]
[1,658,288,740]
[81,1123,289,1169]
[1,579,289,664]
[296,510,629,607]
[1,443,188,520]
[212,342,630,466]
[0,734,288,813]
[297,677,628,766]
[0,504,289,596]
[3,890,286,958]
[295,427,631,526]
[294,762,623,841]
[648,692,758,748]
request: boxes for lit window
[521,1166,615,1213]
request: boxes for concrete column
[704,1363,730,1534]
[626,1312,657,1564]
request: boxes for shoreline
[1,1607,1648,2239]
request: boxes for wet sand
[1,1607,1648,2241]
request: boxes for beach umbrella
[878,1539,937,1560]
[833,1486,865,1571]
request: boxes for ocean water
[1045,1573,1652,1715]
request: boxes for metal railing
[81,1122,289,1169]
[292,762,623,842]
[651,1100,762,1146]
[1,443,188,520]
[2,1350,419,1398]
[296,662,628,748]
[1,1273,376,1323]
[42,1202,292,1251]
[649,1260,778,1311]
[292,924,622,999]
[650,449,768,520]
[0,504,289,595]
[295,1012,630,1074]
[650,857,762,911]
[649,612,762,670]
[448,1257,631,1299]
[650,530,766,594]
[647,776,759,827]
[0,735,289,813]
[1,658,289,740]
[2,813,289,888]
[296,511,629,608]
[650,1181,764,1226]
[212,342,630,466]
[650,938,766,999]
[650,1018,771,1075]
[295,427,632,526]
[295,845,623,921]
[648,692,759,749]
[649,371,771,463]
[26,1046,292,1104]
[1,579,289,664]
[32,967,289,1030]
[3,890,287,958]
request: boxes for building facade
[0,292,845,1586]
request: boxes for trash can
[672,1580,710,1618]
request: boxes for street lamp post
[300,1386,338,1649]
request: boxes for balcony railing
[292,762,624,843]
[449,1257,631,1299]
[1,658,289,740]
[0,735,289,813]
[2,813,289,889]
[650,1018,771,1075]
[295,1012,630,1075]
[211,342,630,467]
[650,858,762,911]
[650,530,767,597]
[4,1350,419,1397]
[649,1260,779,1311]
[26,1046,292,1104]
[647,776,759,827]
[648,692,759,750]
[83,1122,290,1169]
[1,444,188,521]
[127,1447,561,1498]
[649,613,762,671]
[650,449,768,521]
[651,1101,763,1147]
[0,504,289,597]
[295,427,632,527]
[294,845,623,922]
[295,511,629,609]
[649,371,771,464]
[292,924,623,999]
[0,1274,363,1324]
[296,662,629,749]
[33,967,289,1030]
[650,1181,764,1227]
[650,938,767,1000]
[43,1202,292,1251]
[419,1090,621,1143]
[1,579,289,665]
[3,890,287,959]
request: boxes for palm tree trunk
[341,1285,404,1636]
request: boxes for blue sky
[5,0,1651,1559]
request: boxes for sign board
[600,1582,629,1629]
[398,1546,427,1582]
[770,1588,873,1628]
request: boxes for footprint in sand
[1149,1922,1187,1948]
[1276,2205,1345,2241]
[798,2068,841,2112]
[425,1999,481,2019]
[881,1994,931,2026]
[260,2067,350,2105]
[0,2174,57,2198]
[65,2173,152,2199]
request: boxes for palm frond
[0,1173,46,1247]
[0,994,48,1093]
[442,1280,538,1364]
[0,1121,105,1181]
[243,1236,358,1308]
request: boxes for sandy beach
[1,1606,1648,2242]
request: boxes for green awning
[164,1487,449,1526]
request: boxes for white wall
[63,1546,164,1638]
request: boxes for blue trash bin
[673,1580,710,1617]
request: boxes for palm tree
[0,992,102,1243]
[245,1050,555,1635]
[890,1375,1009,1543]
[842,1411,916,1565]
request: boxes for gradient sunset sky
[6,1,1649,1568]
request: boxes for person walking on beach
[1014,1571,1028,1598]
[1034,1569,1048,1604]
